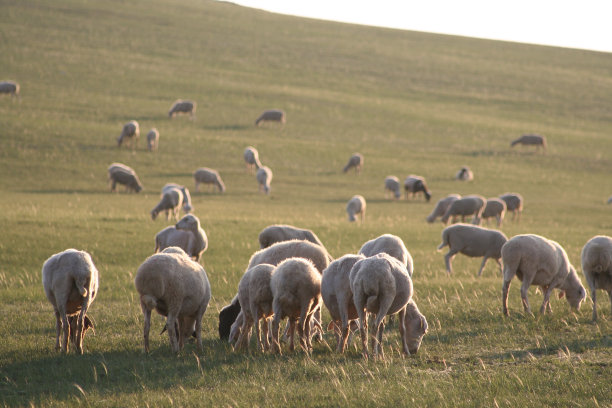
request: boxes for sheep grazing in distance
[499,193,524,223]
[346,195,366,222]
[135,247,211,353]
[42,249,99,354]
[358,234,413,274]
[168,99,196,119]
[403,299,428,355]
[350,253,413,359]
[501,234,586,316]
[256,166,273,194]
[404,175,431,202]
[193,167,226,193]
[581,235,612,321]
[151,185,183,221]
[474,198,507,227]
[441,194,485,224]
[437,223,508,276]
[244,146,262,173]
[384,176,401,199]
[271,258,322,353]
[162,183,193,214]
[154,214,208,262]
[343,153,364,174]
[107,163,143,193]
[146,128,159,151]
[455,166,473,181]
[255,109,285,126]
[117,120,140,150]
[258,224,328,253]
[510,134,546,152]
[426,194,461,223]
[0,80,20,99]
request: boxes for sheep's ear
[558,291,566,299]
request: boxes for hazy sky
[228,0,611,53]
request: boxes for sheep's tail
[141,294,157,311]
[437,230,449,251]
[74,277,88,297]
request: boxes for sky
[227,1,612,53]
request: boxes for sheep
[193,167,226,193]
[581,235,612,321]
[474,198,507,227]
[154,214,208,262]
[168,99,196,119]
[0,80,19,99]
[234,263,276,352]
[510,134,546,152]
[404,175,431,202]
[608,196,612,205]
[244,146,262,173]
[117,120,140,150]
[256,166,273,194]
[501,234,586,316]
[258,224,327,252]
[440,194,485,224]
[403,299,428,355]
[219,295,241,340]
[437,223,508,276]
[346,195,366,222]
[343,153,364,174]
[162,183,193,214]
[271,258,322,353]
[255,109,285,126]
[358,234,413,274]
[499,193,523,222]
[107,163,143,193]
[426,194,461,223]
[42,249,98,354]
[350,253,413,359]
[455,166,473,181]
[384,176,401,199]
[151,186,183,221]
[134,247,211,353]
[146,128,159,151]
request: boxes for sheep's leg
[167,314,179,353]
[288,319,296,352]
[339,308,351,353]
[477,256,489,277]
[373,320,385,359]
[444,250,457,275]
[398,307,409,355]
[495,258,503,275]
[236,313,253,352]
[142,303,151,353]
[502,280,512,316]
[357,309,369,359]
[54,309,62,351]
[608,290,612,319]
[60,311,70,354]
[520,280,533,315]
[271,302,283,354]
[313,307,323,342]
[303,313,313,351]
[539,285,555,314]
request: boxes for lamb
[346,195,366,222]
[244,146,262,173]
[271,258,322,353]
[117,120,140,150]
[404,175,432,202]
[256,166,273,194]
[440,194,485,224]
[146,128,159,151]
[107,163,143,193]
[510,134,546,152]
[455,166,473,181]
[426,194,461,223]
[581,235,612,321]
[384,176,401,199]
[0,80,19,99]
[437,223,508,276]
[193,167,226,193]
[258,224,327,251]
[151,185,183,221]
[474,198,507,227]
[162,183,193,214]
[134,247,211,353]
[42,249,99,354]
[343,153,364,174]
[168,99,196,119]
[499,193,523,223]
[358,234,413,274]
[255,109,285,126]
[154,214,208,262]
[350,253,413,359]
[402,299,429,355]
[501,234,586,316]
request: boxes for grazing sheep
[343,153,364,174]
[135,247,211,353]
[441,194,485,224]
[271,258,322,353]
[117,120,140,150]
[255,109,285,126]
[193,167,226,193]
[437,223,508,276]
[455,166,473,181]
[474,198,507,227]
[258,224,327,251]
[151,186,183,221]
[256,166,273,194]
[426,194,461,223]
[346,195,366,222]
[107,163,143,193]
[219,295,241,340]
[501,234,586,316]
[154,214,208,262]
[403,299,428,355]
[0,80,19,99]
[581,235,612,321]
[146,128,159,151]
[244,146,262,173]
[162,183,192,214]
[510,134,546,152]
[350,253,413,359]
[499,193,524,223]
[42,249,98,354]
[404,175,431,202]
[384,176,401,199]
[358,234,413,274]
[168,99,196,119]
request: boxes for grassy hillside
[1,0,611,406]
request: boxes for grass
[1,0,612,406]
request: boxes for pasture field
[1,0,611,406]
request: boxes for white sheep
[107,163,143,193]
[258,224,327,252]
[501,234,586,316]
[117,120,140,150]
[255,109,285,126]
[244,146,262,173]
[168,99,196,119]
[426,194,461,223]
[256,166,273,194]
[581,235,612,321]
[358,234,413,274]
[440,194,485,224]
[346,195,366,222]
[511,134,546,152]
[384,176,401,199]
[403,175,432,202]
[146,128,159,151]
[402,299,429,355]
[154,214,208,262]
[350,253,413,359]
[162,183,193,214]
[455,166,473,181]
[193,167,226,193]
[271,258,322,353]
[499,193,523,223]
[343,153,364,174]
[135,247,211,353]
[473,198,507,227]
[0,80,20,99]
[151,186,183,221]
[42,249,99,354]
[437,223,508,276]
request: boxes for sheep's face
[562,269,586,310]
[176,215,196,230]
[151,210,158,220]
[404,313,428,355]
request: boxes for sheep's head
[176,214,198,230]
[561,268,586,310]
[219,300,242,340]
[404,309,428,355]
[151,209,158,220]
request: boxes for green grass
[1,0,612,406]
